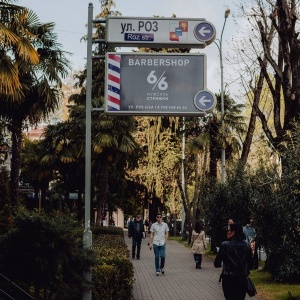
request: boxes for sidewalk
[124,231,260,300]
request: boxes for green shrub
[0,211,95,299]
[91,225,124,236]
[92,232,134,300]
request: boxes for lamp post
[214,9,230,184]
[83,4,93,300]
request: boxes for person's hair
[194,222,204,234]
[228,223,244,240]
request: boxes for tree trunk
[191,153,201,233]
[209,120,219,179]
[9,118,23,207]
[96,153,109,226]
[239,59,266,174]
[176,174,191,241]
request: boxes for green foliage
[0,211,95,299]
[91,225,124,236]
[0,166,12,235]
[92,229,134,300]
[249,125,300,283]
[203,176,253,248]
[0,166,10,207]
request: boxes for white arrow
[199,96,211,106]
[198,27,211,37]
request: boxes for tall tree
[0,4,70,206]
[0,1,39,100]
[72,0,140,225]
[235,0,300,170]
[184,93,246,179]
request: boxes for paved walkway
[124,231,260,300]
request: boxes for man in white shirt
[149,213,169,276]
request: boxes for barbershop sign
[105,52,216,116]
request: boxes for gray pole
[181,117,186,237]
[83,3,93,300]
[215,9,230,184]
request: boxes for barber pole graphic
[107,54,121,111]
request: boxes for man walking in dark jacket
[214,223,253,300]
[128,214,145,259]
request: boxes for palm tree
[20,138,53,209]
[0,4,70,206]
[41,120,85,216]
[70,0,140,225]
[0,1,39,100]
[186,92,246,179]
[92,113,140,225]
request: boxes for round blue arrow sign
[194,22,215,42]
[194,90,216,112]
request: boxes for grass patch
[251,269,300,300]
[168,236,190,248]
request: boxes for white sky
[19,0,241,95]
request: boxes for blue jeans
[153,244,166,272]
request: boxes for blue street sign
[194,22,216,43]
[194,90,216,112]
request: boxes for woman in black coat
[214,223,253,300]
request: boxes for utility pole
[82,3,93,300]
[214,9,230,184]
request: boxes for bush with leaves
[202,176,254,251]
[92,229,134,300]
[0,210,95,299]
[250,125,300,283]
[0,166,13,235]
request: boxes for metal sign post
[105,52,216,116]
[83,3,93,300]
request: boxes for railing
[0,273,34,299]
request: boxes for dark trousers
[253,246,259,270]
[222,275,247,300]
[132,238,142,258]
[193,254,202,266]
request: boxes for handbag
[202,234,207,250]
[246,277,257,297]
[231,248,257,297]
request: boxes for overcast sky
[19,0,240,94]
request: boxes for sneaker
[156,272,160,276]
[161,268,165,275]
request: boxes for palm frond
[0,56,23,99]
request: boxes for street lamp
[214,9,230,184]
